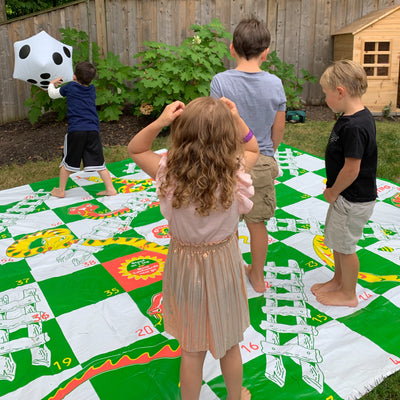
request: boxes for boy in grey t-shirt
[211,18,286,293]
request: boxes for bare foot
[51,187,65,198]
[241,387,251,400]
[311,279,341,296]
[96,189,117,196]
[316,290,358,307]
[245,265,266,293]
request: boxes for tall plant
[95,53,136,121]
[261,50,317,110]
[130,18,232,116]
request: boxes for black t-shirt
[325,108,377,202]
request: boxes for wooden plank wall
[1,0,400,123]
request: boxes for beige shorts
[324,195,375,254]
[244,154,279,224]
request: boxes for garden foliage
[262,50,318,110]
[130,18,231,116]
[25,19,316,124]
[5,0,75,20]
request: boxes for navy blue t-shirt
[325,108,377,202]
[60,81,99,132]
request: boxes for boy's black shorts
[62,130,105,172]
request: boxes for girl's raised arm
[128,101,185,179]
[219,97,260,171]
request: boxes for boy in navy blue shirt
[48,61,116,198]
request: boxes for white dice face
[13,30,73,90]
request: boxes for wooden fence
[1,0,400,123]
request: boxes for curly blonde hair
[158,97,243,216]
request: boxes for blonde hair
[158,97,243,216]
[320,60,368,97]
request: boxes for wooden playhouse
[332,4,400,113]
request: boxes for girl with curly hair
[128,96,259,400]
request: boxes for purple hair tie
[242,129,254,143]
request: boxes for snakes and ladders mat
[0,145,399,400]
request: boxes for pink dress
[156,157,254,359]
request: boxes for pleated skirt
[162,233,250,359]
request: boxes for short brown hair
[320,60,368,97]
[232,18,271,60]
[74,61,96,85]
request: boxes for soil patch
[1,104,391,167]
[0,110,154,166]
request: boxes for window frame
[362,40,391,79]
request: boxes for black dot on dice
[52,52,63,65]
[19,45,31,59]
[63,46,71,58]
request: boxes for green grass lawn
[283,120,400,184]
[0,120,399,399]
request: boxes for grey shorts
[243,154,279,224]
[324,195,376,254]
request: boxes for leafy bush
[261,50,317,110]
[24,86,67,124]
[24,19,231,124]
[95,53,136,121]
[59,27,101,65]
[382,101,393,119]
[5,0,75,20]
[130,18,232,116]
[24,19,315,124]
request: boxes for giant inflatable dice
[13,30,73,90]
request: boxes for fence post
[95,0,108,56]
[0,0,6,23]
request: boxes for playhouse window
[362,41,391,78]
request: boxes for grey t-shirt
[210,69,286,156]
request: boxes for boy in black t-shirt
[311,60,377,307]
[48,61,117,198]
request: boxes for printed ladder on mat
[0,145,399,400]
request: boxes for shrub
[24,19,315,125]
[130,18,232,116]
[59,27,101,65]
[94,53,136,121]
[24,84,68,125]
[261,50,317,110]
[382,101,393,119]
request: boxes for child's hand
[323,187,339,204]
[50,77,63,87]
[158,101,185,127]
[219,97,240,120]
